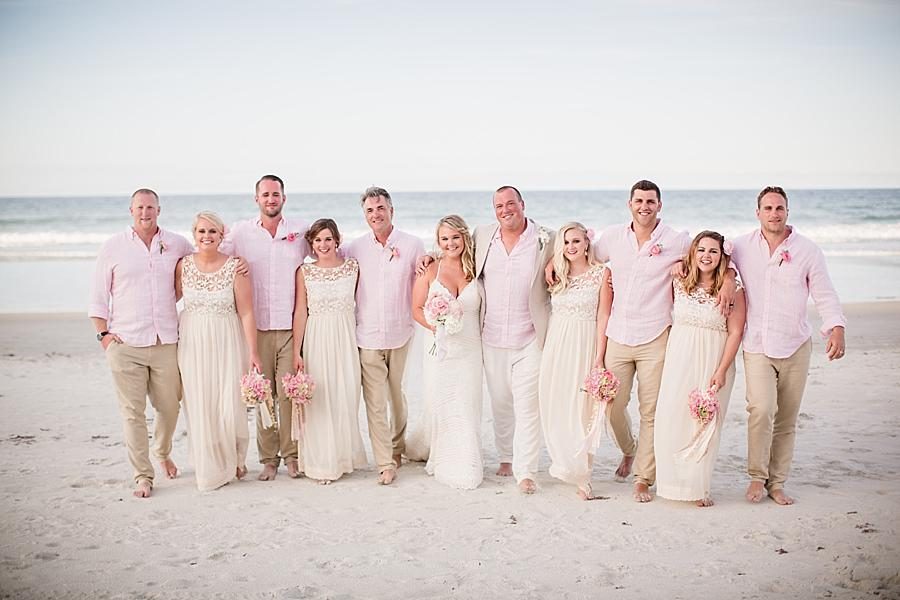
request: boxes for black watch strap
[97,331,110,342]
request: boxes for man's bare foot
[696,496,714,507]
[769,489,794,505]
[393,454,402,469]
[745,481,766,503]
[133,480,152,498]
[496,462,513,477]
[614,455,633,483]
[518,478,536,494]
[286,460,302,479]
[378,468,397,485]
[236,466,248,480]
[633,482,652,502]
[160,459,178,479]
[577,483,595,501]
[258,463,277,481]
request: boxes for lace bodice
[550,264,605,320]
[303,258,358,316]
[181,255,238,316]
[672,279,737,332]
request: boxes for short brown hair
[305,218,341,246]
[255,174,285,194]
[757,186,788,208]
[630,180,660,200]
[360,186,392,208]
[131,188,159,202]
[495,185,523,202]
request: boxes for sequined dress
[538,264,606,489]
[654,278,737,501]
[177,255,249,491]
[299,259,367,480]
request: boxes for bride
[411,215,484,489]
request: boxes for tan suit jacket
[474,220,555,349]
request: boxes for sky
[1,0,899,196]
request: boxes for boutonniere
[389,246,399,261]
[778,249,791,266]
[159,241,167,255]
[281,232,301,242]
[649,242,663,257]
[537,227,551,252]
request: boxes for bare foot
[696,496,714,507]
[258,463,277,481]
[133,480,152,498]
[496,462,513,477]
[393,454,402,469]
[318,479,333,486]
[518,478,536,494]
[577,483,595,501]
[378,468,397,485]
[614,455,633,483]
[286,460,302,479]
[745,481,766,503]
[160,458,178,479]
[633,482,652,503]
[236,466,248,480]
[769,489,795,505]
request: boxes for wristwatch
[97,331,110,342]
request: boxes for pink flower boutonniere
[389,246,399,261]
[649,242,663,257]
[159,241,167,255]
[282,232,301,242]
[779,249,791,266]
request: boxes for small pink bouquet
[241,368,276,429]
[676,385,721,463]
[423,289,464,360]
[283,371,315,442]
[577,367,621,458]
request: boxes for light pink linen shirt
[220,216,309,331]
[344,228,424,350]
[88,227,193,347]
[594,221,691,346]
[481,221,539,349]
[731,226,846,359]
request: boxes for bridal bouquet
[675,385,721,463]
[241,368,276,429]
[576,367,621,458]
[423,289,464,360]
[283,371,316,442]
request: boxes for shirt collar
[491,218,535,243]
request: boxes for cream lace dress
[177,255,249,491]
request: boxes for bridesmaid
[538,222,612,500]
[291,219,367,484]
[176,211,259,491]
[654,231,745,507]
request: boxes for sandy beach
[0,303,898,599]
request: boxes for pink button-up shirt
[481,221,539,349]
[344,228,424,350]
[731,226,846,359]
[594,222,691,347]
[88,227,193,347]
[220,216,309,331]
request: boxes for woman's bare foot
[236,466,248,480]
[745,481,766,503]
[696,496,714,507]
[614,455,634,483]
[133,480,152,498]
[258,463,277,481]
[318,479,333,486]
[286,460,302,479]
[633,482,652,502]
[577,483,595,501]
[769,489,794,505]
[496,462,513,477]
[518,478,536,494]
[159,459,178,479]
[378,468,397,485]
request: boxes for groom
[475,186,554,493]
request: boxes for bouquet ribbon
[434,325,449,361]
[258,398,276,430]
[674,417,718,463]
[575,401,611,459]
[291,403,307,443]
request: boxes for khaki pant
[359,341,411,472]
[106,342,181,485]
[256,329,297,466]
[606,329,669,486]
[743,338,812,491]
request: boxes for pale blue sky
[1,0,898,195]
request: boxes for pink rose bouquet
[241,368,276,429]
[577,367,621,458]
[675,385,721,463]
[283,371,315,442]
[423,289,464,360]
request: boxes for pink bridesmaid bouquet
[676,385,721,463]
[283,371,316,442]
[423,289,464,360]
[240,368,276,429]
[688,386,719,425]
[577,367,621,458]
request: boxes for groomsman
[475,186,554,494]
[731,186,846,505]
[344,186,424,485]
[221,174,309,481]
[89,189,193,498]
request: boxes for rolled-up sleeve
[88,242,113,319]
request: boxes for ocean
[1,189,899,312]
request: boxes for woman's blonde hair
[193,211,226,235]
[549,222,598,294]
[680,230,730,296]
[435,214,475,282]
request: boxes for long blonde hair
[680,230,730,296]
[549,222,598,294]
[435,214,475,281]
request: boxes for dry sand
[1,303,898,599]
